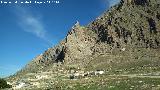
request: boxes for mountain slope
[7,0,160,89]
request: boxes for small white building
[121,48,126,51]
[95,71,105,75]
[36,75,49,80]
[13,82,26,89]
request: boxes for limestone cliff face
[88,0,160,50]
[63,21,95,64]
[19,21,96,73]
[16,0,160,75]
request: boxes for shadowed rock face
[133,0,148,5]
[13,0,160,77]
[148,18,157,34]
[55,47,65,62]
[121,0,153,6]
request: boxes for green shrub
[69,75,74,79]
[0,78,12,89]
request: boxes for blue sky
[0,0,120,77]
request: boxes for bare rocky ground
[7,71,160,90]
[7,52,160,90]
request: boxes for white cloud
[20,15,46,39]
[109,0,120,7]
[17,7,46,39]
[14,6,53,46]
[100,0,120,10]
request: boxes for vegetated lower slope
[7,0,160,89]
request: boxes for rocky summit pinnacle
[7,0,160,89]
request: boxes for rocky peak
[63,21,94,65]
[67,21,81,36]
[72,21,80,29]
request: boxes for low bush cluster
[0,78,12,89]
